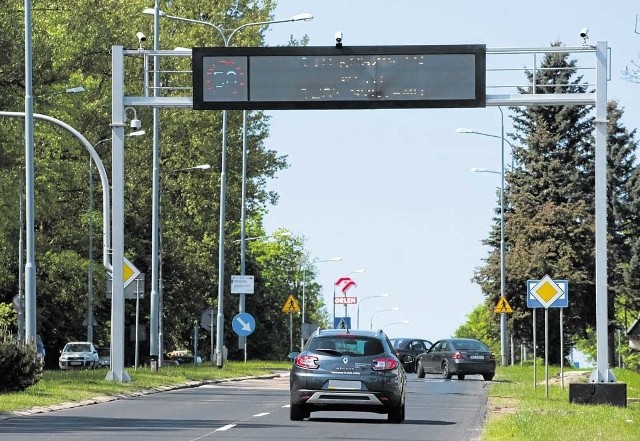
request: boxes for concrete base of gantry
[569,382,627,407]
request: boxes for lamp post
[356,293,390,329]
[144,7,313,368]
[158,163,211,365]
[370,307,400,330]
[457,107,510,367]
[17,85,85,344]
[301,257,342,349]
[230,229,292,354]
[89,130,146,343]
[333,269,365,324]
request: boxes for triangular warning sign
[494,296,513,313]
[282,294,301,313]
[337,318,348,330]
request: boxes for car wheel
[458,374,465,380]
[483,373,495,381]
[388,401,405,424]
[441,361,452,380]
[417,360,425,378]
[290,402,306,421]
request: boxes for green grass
[482,364,640,441]
[0,361,290,414]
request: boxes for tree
[0,0,319,362]
[473,43,639,364]
[454,304,499,354]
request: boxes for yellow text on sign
[282,294,301,313]
[494,296,513,313]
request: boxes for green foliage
[0,0,328,361]
[473,43,640,364]
[0,342,43,393]
[454,303,500,353]
[0,302,17,331]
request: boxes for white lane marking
[282,404,290,408]
[253,412,270,417]
[215,424,237,432]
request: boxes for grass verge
[0,360,290,414]
[482,365,639,441]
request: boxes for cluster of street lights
[142,5,313,368]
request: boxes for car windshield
[65,344,91,352]
[308,336,384,356]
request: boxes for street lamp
[88,130,146,343]
[301,256,342,349]
[356,293,390,329]
[232,231,291,243]
[457,106,509,366]
[17,85,86,343]
[158,163,211,366]
[144,7,313,368]
[370,307,400,330]
[383,319,410,330]
[333,269,366,323]
[36,86,85,98]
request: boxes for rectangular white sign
[231,275,255,294]
[334,297,357,305]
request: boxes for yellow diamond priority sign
[530,275,564,309]
[123,257,141,288]
[282,295,301,313]
[494,296,513,313]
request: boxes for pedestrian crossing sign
[282,294,301,313]
[494,296,513,313]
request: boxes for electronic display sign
[193,45,486,110]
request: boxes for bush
[0,341,43,393]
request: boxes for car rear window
[308,336,384,356]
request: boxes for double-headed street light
[370,307,400,330]
[356,293,390,329]
[143,7,312,368]
[457,107,511,367]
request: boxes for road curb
[0,372,287,421]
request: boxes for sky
[257,0,640,342]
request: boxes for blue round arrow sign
[232,312,256,337]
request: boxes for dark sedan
[390,338,432,373]
[416,338,495,381]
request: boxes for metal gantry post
[592,41,615,383]
[106,45,130,382]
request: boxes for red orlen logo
[335,277,357,294]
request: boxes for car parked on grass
[288,328,406,423]
[416,338,495,381]
[97,348,110,368]
[58,341,99,370]
[390,338,432,373]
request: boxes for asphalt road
[0,373,489,441]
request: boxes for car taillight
[372,358,398,371]
[452,351,463,360]
[295,354,319,369]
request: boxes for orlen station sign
[192,45,486,110]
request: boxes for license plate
[327,380,362,390]
[70,361,82,365]
[470,355,485,360]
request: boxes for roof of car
[316,329,386,338]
